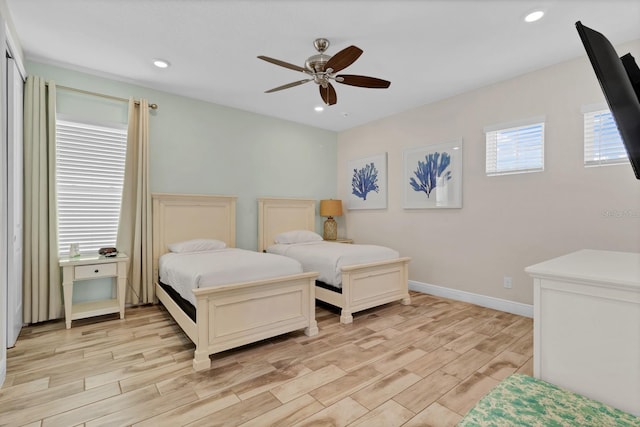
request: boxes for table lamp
[319,199,343,240]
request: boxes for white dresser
[525,249,640,416]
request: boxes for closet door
[6,55,22,347]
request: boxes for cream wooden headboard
[257,197,316,252]
[152,193,237,280]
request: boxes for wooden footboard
[315,257,411,324]
[158,272,318,371]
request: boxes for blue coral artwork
[403,139,463,208]
[347,153,387,210]
[352,162,379,201]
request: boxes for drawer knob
[94,269,99,273]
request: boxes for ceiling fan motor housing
[305,53,331,73]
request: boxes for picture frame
[403,139,463,209]
[347,153,387,210]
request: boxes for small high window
[485,117,545,176]
[583,107,628,167]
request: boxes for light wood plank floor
[2,291,532,426]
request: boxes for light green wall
[27,61,338,302]
[27,61,338,250]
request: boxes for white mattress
[267,241,399,288]
[159,248,303,305]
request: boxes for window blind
[583,108,628,167]
[485,120,544,176]
[55,119,127,256]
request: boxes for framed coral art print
[403,139,463,209]
[347,153,387,210]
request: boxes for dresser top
[525,249,640,290]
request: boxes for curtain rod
[48,83,158,110]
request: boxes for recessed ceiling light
[314,106,324,112]
[153,59,170,68]
[524,10,544,23]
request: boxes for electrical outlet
[503,276,513,289]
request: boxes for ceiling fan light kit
[258,38,390,106]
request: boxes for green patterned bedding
[458,374,640,427]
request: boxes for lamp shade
[319,199,343,217]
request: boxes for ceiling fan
[258,38,391,106]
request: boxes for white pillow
[168,239,227,253]
[274,230,323,244]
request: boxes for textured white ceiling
[6,0,640,131]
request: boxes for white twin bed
[152,193,318,371]
[258,197,411,324]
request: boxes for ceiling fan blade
[325,46,363,73]
[319,83,337,105]
[336,74,391,89]
[257,55,307,73]
[265,79,312,93]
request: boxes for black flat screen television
[576,21,640,180]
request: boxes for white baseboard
[409,280,533,318]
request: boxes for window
[485,118,545,176]
[55,118,127,256]
[583,107,628,167]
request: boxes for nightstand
[327,238,353,244]
[59,253,128,329]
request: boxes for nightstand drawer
[74,263,117,280]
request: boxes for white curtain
[116,98,152,304]
[23,76,62,323]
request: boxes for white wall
[337,39,640,306]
